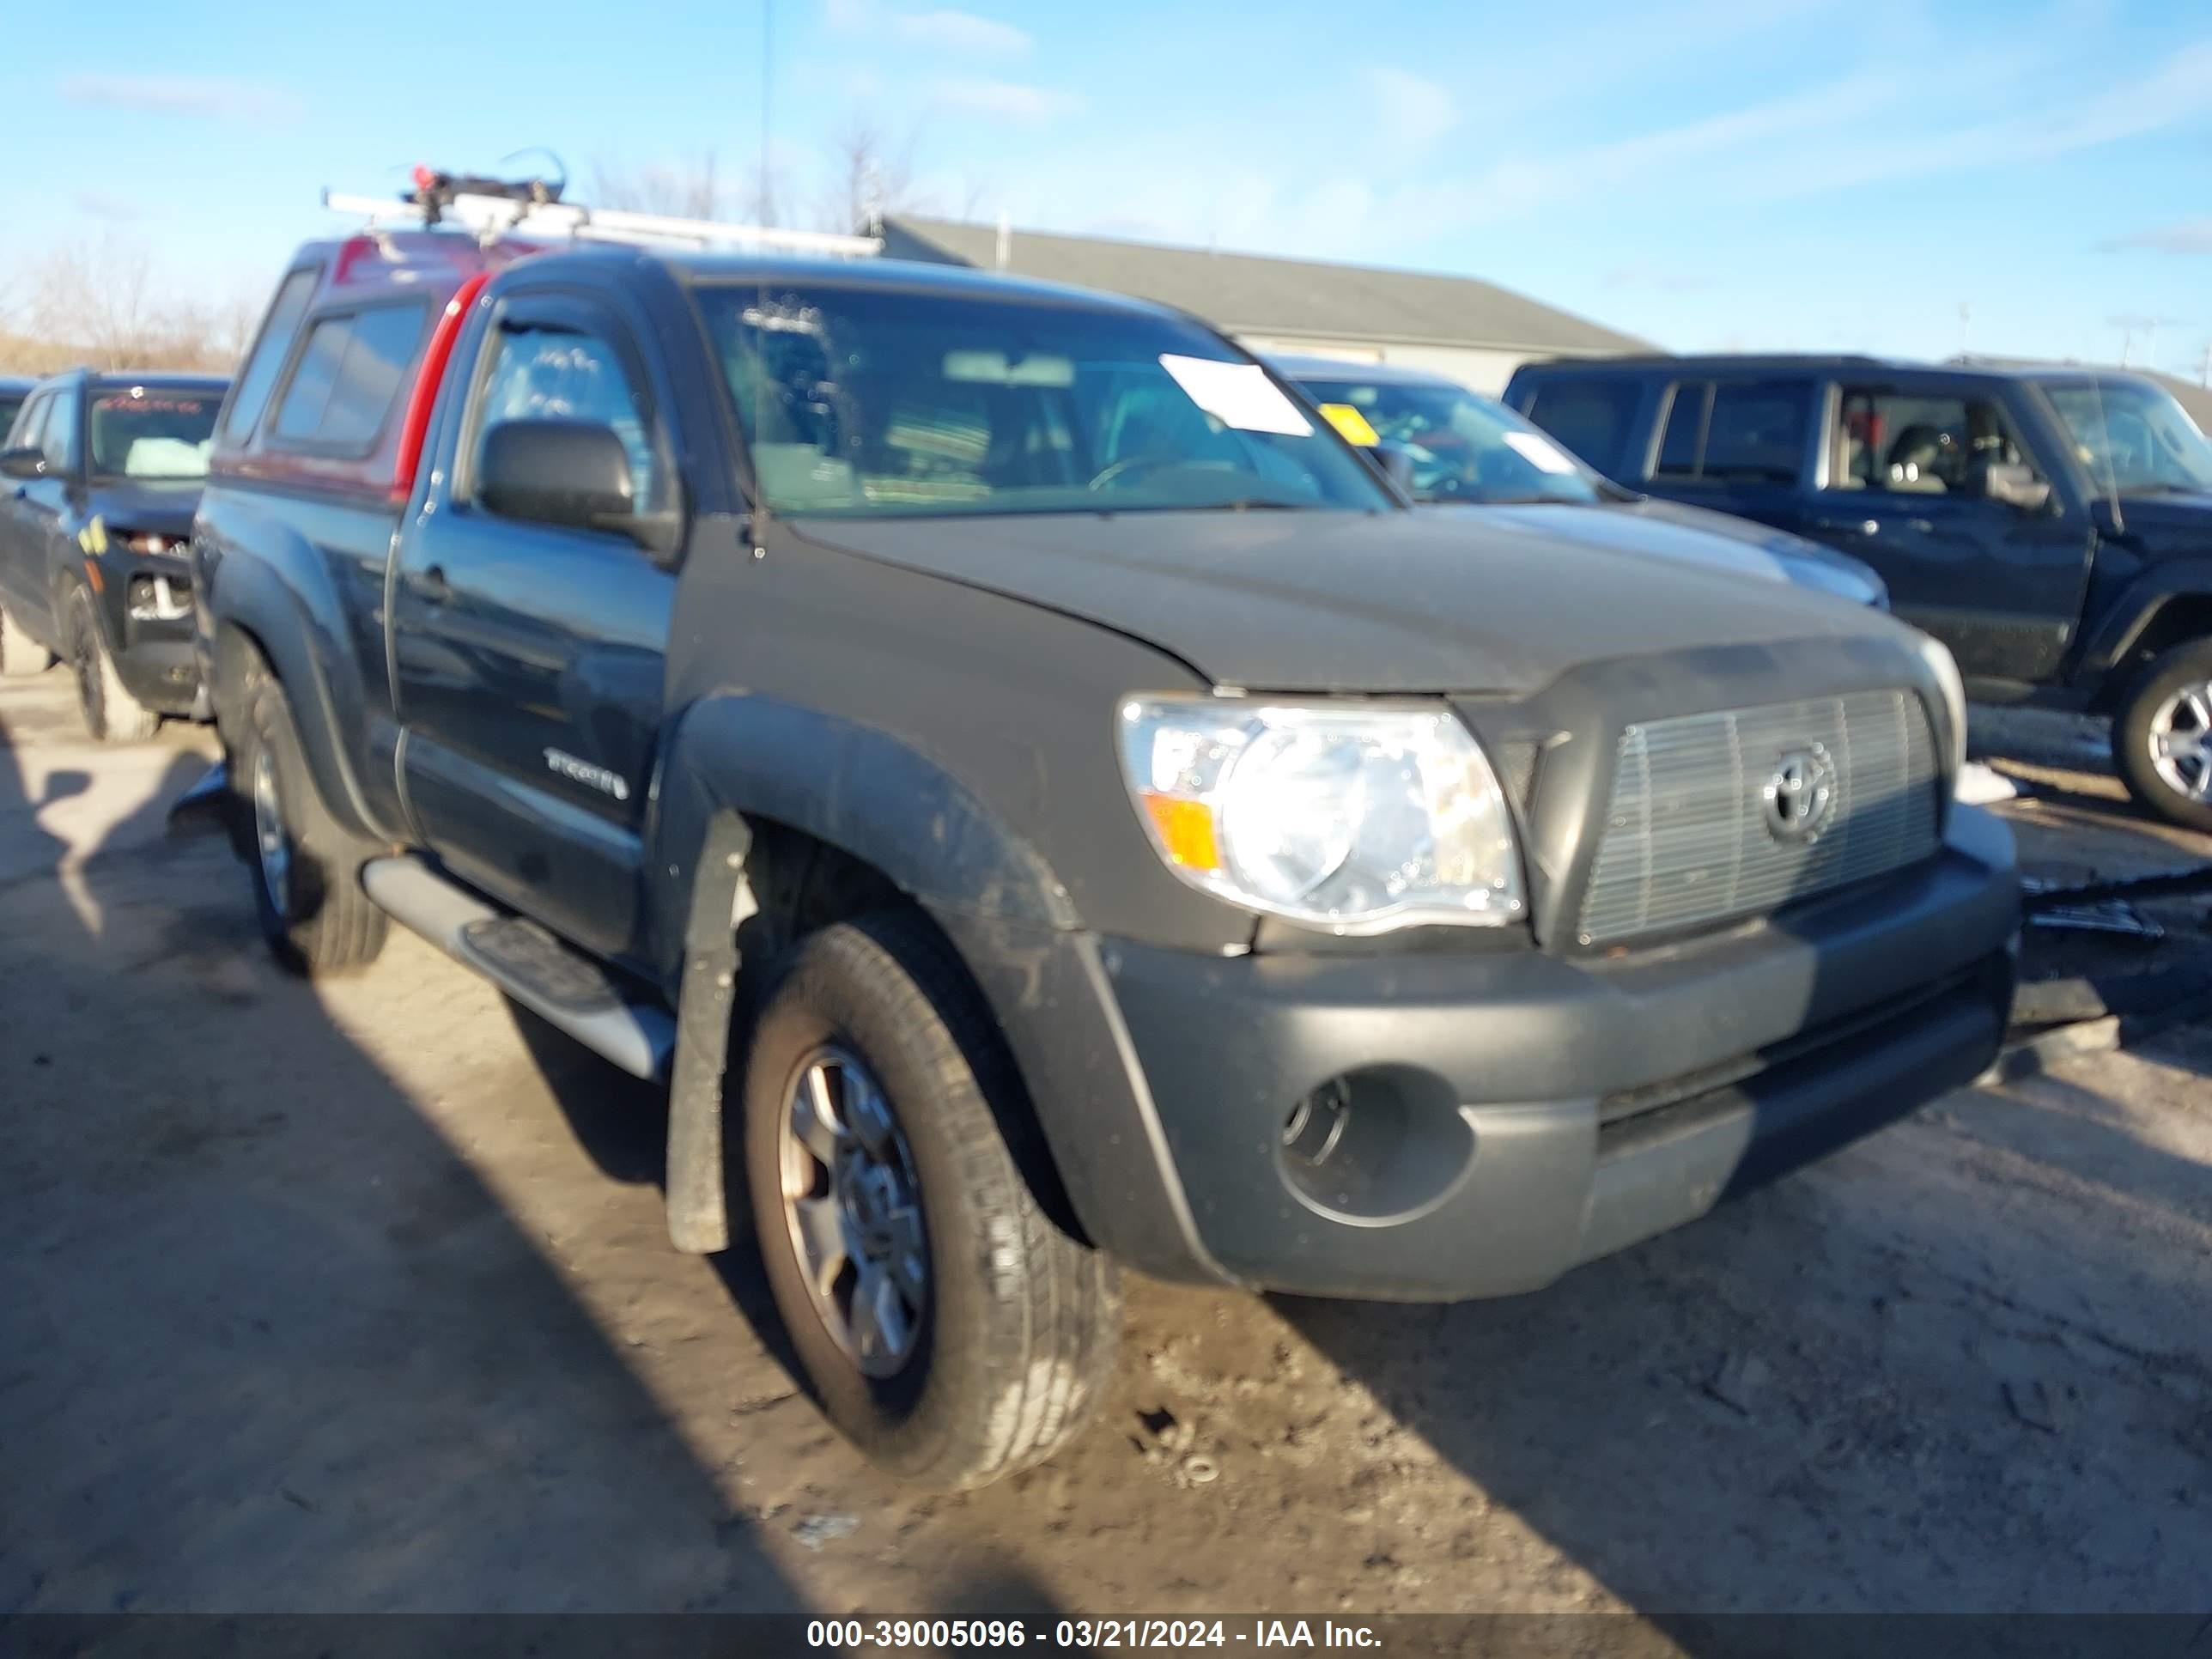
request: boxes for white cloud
[2105,217,2212,255]
[73,191,142,223]
[824,0,1030,54]
[896,7,1030,53]
[929,77,1082,122]
[57,73,302,124]
[1364,67,1459,152]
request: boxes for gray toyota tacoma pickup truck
[186,185,2019,1490]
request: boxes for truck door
[1802,377,2090,682]
[392,289,679,960]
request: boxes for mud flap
[665,812,754,1254]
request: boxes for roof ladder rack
[322,185,882,259]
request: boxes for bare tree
[592,149,727,219]
[0,236,255,374]
[816,113,928,234]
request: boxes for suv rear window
[1653,379,1808,485]
[1521,379,1638,471]
[271,303,430,453]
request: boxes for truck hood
[89,478,203,542]
[791,508,1910,696]
[2115,490,2212,551]
[1431,497,1886,605]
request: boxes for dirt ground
[3,671,2209,1627]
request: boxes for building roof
[1948,355,2212,432]
[879,215,1655,357]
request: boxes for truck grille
[1577,690,1940,946]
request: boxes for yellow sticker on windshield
[1317,403,1381,447]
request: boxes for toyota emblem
[1762,745,1838,843]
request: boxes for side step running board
[361,856,675,1081]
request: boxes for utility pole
[2198,338,2211,387]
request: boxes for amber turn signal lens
[1139,793,1223,872]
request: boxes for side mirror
[1370,441,1417,495]
[479,419,636,536]
[1973,459,2052,513]
[0,446,47,482]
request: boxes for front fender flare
[645,690,1080,982]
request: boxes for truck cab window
[472,323,657,508]
[1832,389,2039,495]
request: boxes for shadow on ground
[0,691,802,1613]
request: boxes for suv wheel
[742,915,1122,1490]
[235,664,389,975]
[2114,639,2212,833]
[66,586,159,743]
[0,603,52,677]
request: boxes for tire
[742,914,1122,1490]
[65,586,159,743]
[234,661,388,975]
[2112,638,2212,834]
[0,602,52,677]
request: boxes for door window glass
[1832,387,2040,494]
[40,389,79,472]
[1653,380,1808,484]
[1654,381,1709,477]
[472,319,659,508]
[9,393,47,453]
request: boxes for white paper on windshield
[1501,429,1577,475]
[1158,355,1313,436]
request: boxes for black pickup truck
[1504,354,2212,829]
[187,199,2019,1488]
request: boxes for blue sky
[4,0,2210,373]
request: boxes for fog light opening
[1277,1066,1474,1224]
[1282,1079,1351,1166]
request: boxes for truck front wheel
[235,666,388,975]
[2114,639,2212,833]
[741,915,1122,1490]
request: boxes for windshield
[1294,374,1604,505]
[0,395,24,444]
[695,284,1395,519]
[88,383,220,480]
[2043,380,2212,496]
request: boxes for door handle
[1814,516,1879,537]
[413,563,452,601]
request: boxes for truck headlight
[1116,696,1525,933]
[1917,635,1968,787]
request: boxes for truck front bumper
[942,804,2019,1302]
